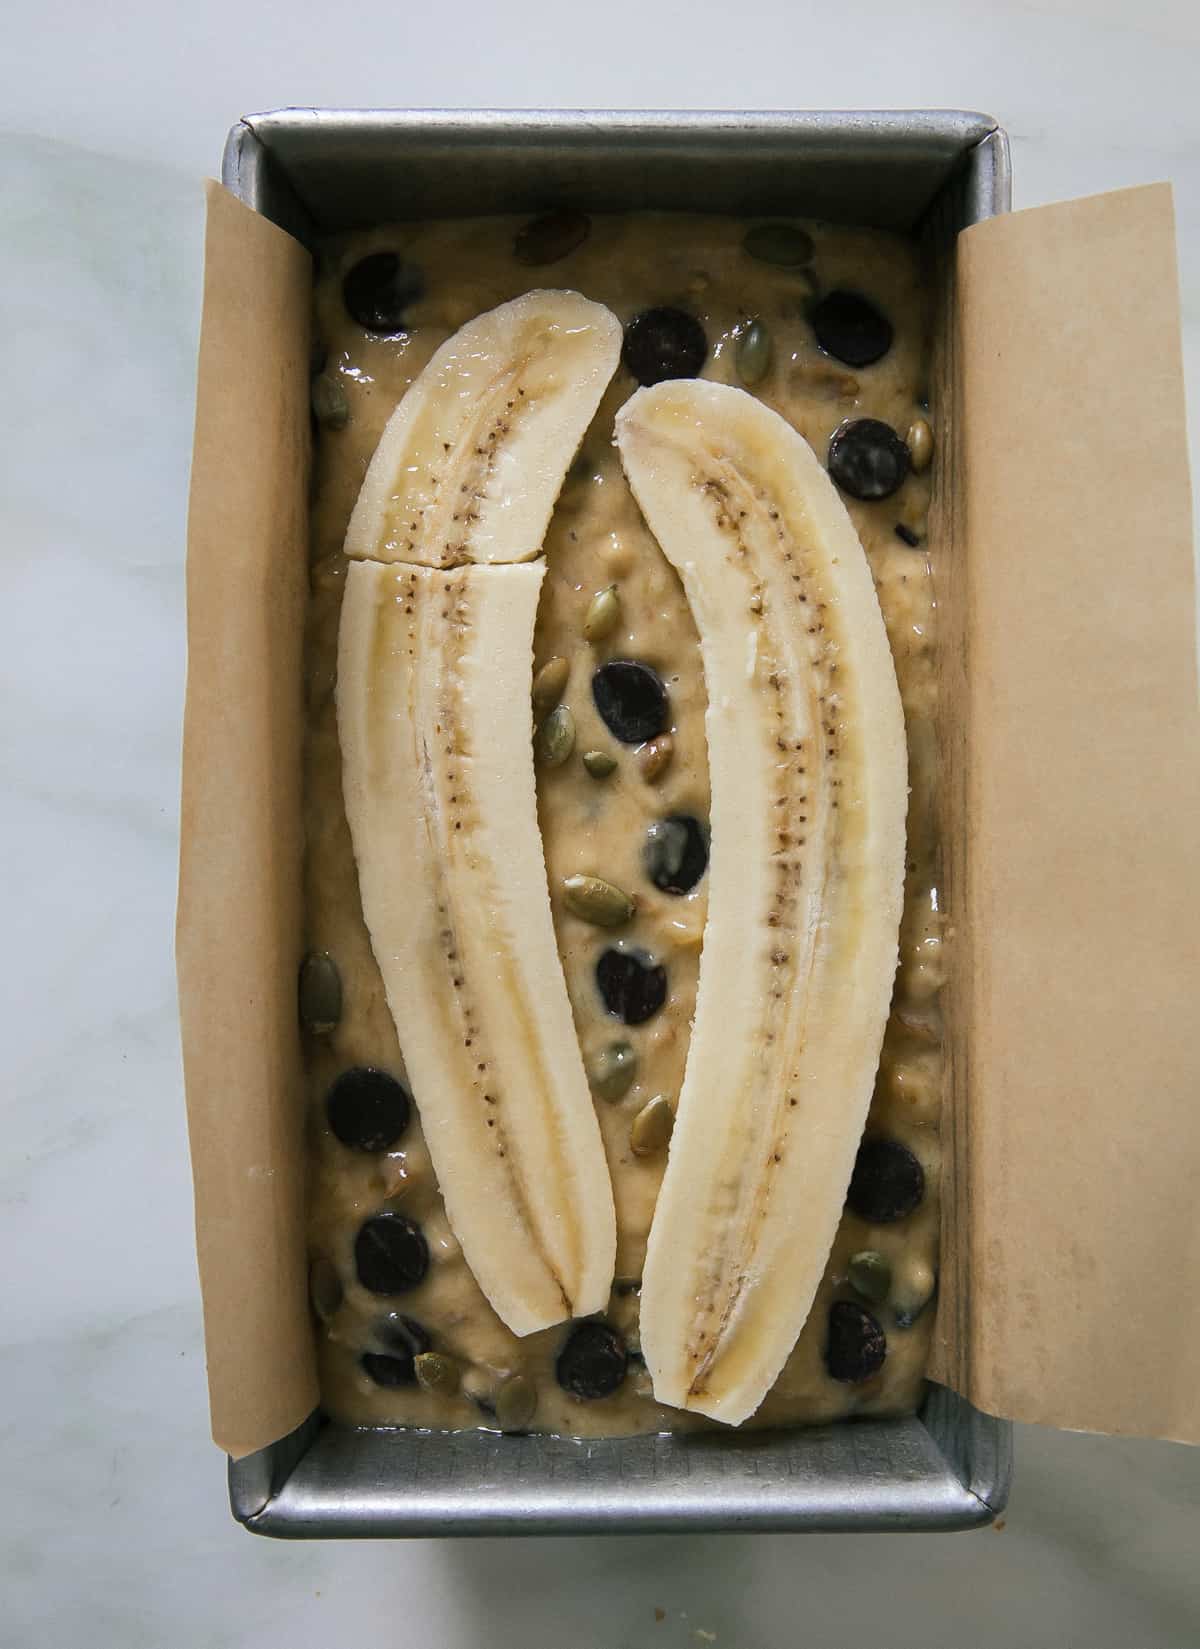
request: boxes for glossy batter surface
[303,212,942,1434]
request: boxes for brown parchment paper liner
[177,182,316,1458]
[931,183,1200,1443]
[178,181,1198,1460]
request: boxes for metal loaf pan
[222,107,1013,1538]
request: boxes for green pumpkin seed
[494,1372,538,1432]
[638,733,675,783]
[847,1250,892,1305]
[743,223,815,267]
[308,1256,343,1322]
[892,1258,936,1328]
[311,372,349,429]
[589,1041,638,1101]
[563,873,635,927]
[736,319,773,386]
[584,584,622,644]
[582,749,617,779]
[537,704,575,766]
[299,951,342,1033]
[532,656,569,714]
[414,1351,461,1396]
[630,1093,675,1156]
[906,417,934,474]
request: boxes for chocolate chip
[846,1138,925,1223]
[592,659,669,744]
[354,1213,430,1294]
[342,252,424,334]
[894,523,921,548]
[361,1353,410,1387]
[827,419,910,502]
[811,290,893,367]
[514,209,591,266]
[596,946,667,1025]
[556,1321,629,1398]
[326,1067,411,1153]
[360,1315,431,1386]
[622,307,707,386]
[825,1300,887,1382]
[643,815,708,895]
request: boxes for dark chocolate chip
[377,1313,431,1354]
[846,1138,925,1223]
[894,523,921,548]
[361,1351,417,1387]
[622,307,708,386]
[592,659,669,744]
[825,1300,888,1382]
[326,1067,411,1153]
[827,419,910,502]
[556,1321,629,1399]
[360,1314,431,1386]
[643,815,709,895]
[342,252,424,334]
[514,209,591,266]
[354,1213,430,1294]
[595,946,667,1025]
[811,289,893,367]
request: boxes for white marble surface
[3,3,1199,1643]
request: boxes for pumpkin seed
[906,417,934,473]
[743,223,815,267]
[414,1351,461,1396]
[582,749,617,779]
[589,1041,638,1101]
[537,704,575,766]
[532,656,569,714]
[736,319,773,386]
[494,1372,538,1431]
[847,1249,892,1305]
[299,951,342,1033]
[630,1093,675,1156]
[638,734,675,783]
[311,372,349,429]
[308,1256,343,1322]
[563,873,635,927]
[892,1258,937,1328]
[584,584,622,644]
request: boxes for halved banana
[337,293,621,1335]
[616,380,908,1425]
[345,289,623,566]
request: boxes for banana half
[616,380,908,1425]
[338,292,621,1335]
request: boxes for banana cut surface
[337,293,621,1335]
[616,380,908,1424]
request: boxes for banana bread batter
[303,211,942,1435]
